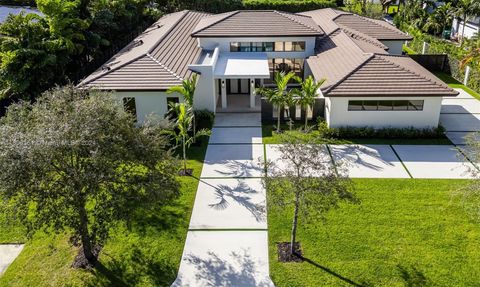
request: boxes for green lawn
[0,137,208,286]
[435,72,480,100]
[262,124,452,145]
[268,179,480,287]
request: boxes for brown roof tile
[80,10,210,90]
[334,14,412,40]
[191,10,324,37]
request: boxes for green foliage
[343,1,384,19]
[317,121,446,139]
[194,109,215,130]
[294,75,325,130]
[242,0,336,12]
[0,86,180,266]
[268,179,480,286]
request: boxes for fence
[406,40,480,92]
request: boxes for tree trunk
[78,202,95,263]
[183,135,187,173]
[304,106,308,131]
[192,115,196,144]
[290,193,300,255]
[276,106,281,133]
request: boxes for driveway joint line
[389,145,413,179]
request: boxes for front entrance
[226,79,250,95]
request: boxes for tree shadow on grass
[297,255,373,287]
[397,264,432,287]
[84,246,177,287]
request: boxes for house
[79,8,458,129]
[451,16,480,40]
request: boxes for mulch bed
[71,245,102,269]
[277,242,303,263]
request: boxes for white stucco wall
[451,18,480,39]
[114,91,183,123]
[198,36,316,59]
[381,40,405,55]
[325,96,443,128]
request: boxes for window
[167,97,179,105]
[274,42,284,51]
[230,42,239,52]
[251,42,263,52]
[284,41,293,51]
[266,58,304,82]
[347,100,425,111]
[264,42,274,52]
[239,42,251,52]
[123,97,137,118]
[293,41,306,51]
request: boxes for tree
[167,74,198,141]
[168,102,210,175]
[424,3,453,36]
[264,135,358,257]
[460,34,480,68]
[256,71,297,133]
[454,0,480,44]
[0,86,180,268]
[458,132,480,222]
[294,76,325,131]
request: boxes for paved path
[266,144,477,179]
[0,244,24,275]
[441,88,480,145]
[172,113,274,287]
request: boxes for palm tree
[256,71,297,133]
[167,74,198,140]
[454,0,480,44]
[168,102,210,175]
[423,3,453,36]
[294,76,326,131]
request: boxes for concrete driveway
[441,88,480,145]
[0,244,24,275]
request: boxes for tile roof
[307,31,458,97]
[334,14,412,40]
[80,10,210,90]
[191,10,324,37]
[300,8,412,41]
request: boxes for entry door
[239,79,249,94]
[227,79,249,94]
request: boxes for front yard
[0,139,208,287]
[268,179,480,286]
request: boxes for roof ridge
[191,10,239,36]
[324,53,375,93]
[146,53,183,80]
[377,54,449,89]
[340,25,387,49]
[80,11,190,87]
[274,10,321,33]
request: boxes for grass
[435,72,480,100]
[262,123,453,145]
[0,137,208,286]
[387,5,399,14]
[268,179,480,287]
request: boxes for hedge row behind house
[242,0,338,12]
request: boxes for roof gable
[191,10,324,37]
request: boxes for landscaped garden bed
[268,178,480,286]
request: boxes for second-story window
[230,41,305,52]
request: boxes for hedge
[242,0,338,12]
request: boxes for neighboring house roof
[79,10,210,90]
[299,8,412,41]
[191,10,324,37]
[307,31,457,97]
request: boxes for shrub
[195,109,215,130]
[242,0,337,12]
[317,120,446,139]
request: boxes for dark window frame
[123,97,137,118]
[347,100,425,111]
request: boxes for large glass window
[230,41,306,52]
[347,100,425,111]
[123,97,137,118]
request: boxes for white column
[250,78,255,108]
[221,79,227,109]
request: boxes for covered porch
[214,52,270,113]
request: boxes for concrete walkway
[172,113,274,287]
[0,244,24,275]
[441,88,480,145]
